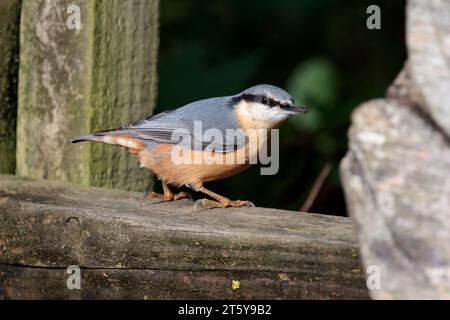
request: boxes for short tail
[70,126,124,144]
[69,132,145,151]
[70,135,98,143]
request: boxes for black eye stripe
[241,94,284,108]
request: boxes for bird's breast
[138,143,253,186]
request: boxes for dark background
[157,0,406,215]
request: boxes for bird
[70,84,307,208]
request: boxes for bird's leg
[173,190,192,200]
[149,182,174,201]
[190,184,254,209]
[141,181,191,205]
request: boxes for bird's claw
[173,191,192,201]
[140,191,192,206]
[228,200,255,207]
[193,198,255,212]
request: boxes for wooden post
[0,174,368,299]
[16,0,159,191]
[0,0,21,174]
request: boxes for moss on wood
[16,0,159,191]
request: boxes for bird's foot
[194,198,255,211]
[140,191,192,206]
[148,191,172,201]
[173,191,192,200]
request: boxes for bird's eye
[261,96,268,104]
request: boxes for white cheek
[245,103,289,123]
[270,107,290,122]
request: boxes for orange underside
[102,111,272,187]
[138,143,252,187]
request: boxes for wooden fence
[0,0,368,300]
[3,0,159,191]
[6,0,449,300]
[0,175,368,299]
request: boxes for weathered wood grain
[0,175,368,299]
[16,0,159,191]
[0,0,21,174]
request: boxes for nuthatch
[71,84,307,208]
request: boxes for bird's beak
[282,105,308,115]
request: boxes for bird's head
[231,84,307,130]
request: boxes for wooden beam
[0,175,368,299]
[0,0,21,174]
[16,0,159,191]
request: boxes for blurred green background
[157,0,406,215]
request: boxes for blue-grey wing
[96,96,247,152]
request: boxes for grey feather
[241,84,293,102]
[71,84,295,152]
[89,96,247,152]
